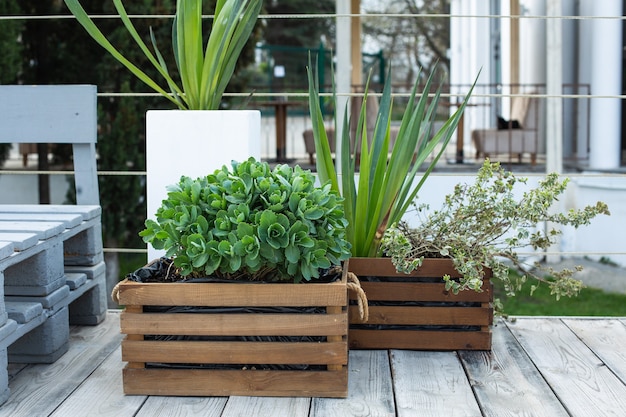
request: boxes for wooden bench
[0,86,106,404]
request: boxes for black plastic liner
[126,257,341,284]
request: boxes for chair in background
[471,94,541,165]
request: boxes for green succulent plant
[140,158,352,283]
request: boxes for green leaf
[64,0,262,110]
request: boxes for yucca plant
[64,0,262,110]
[307,62,478,257]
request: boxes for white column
[500,0,512,118]
[335,0,351,172]
[545,0,562,174]
[588,1,622,170]
[561,0,576,160]
[450,0,491,160]
[519,0,546,90]
[545,0,563,263]
[449,0,468,104]
[577,1,593,162]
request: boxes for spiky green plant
[64,0,261,110]
[307,60,478,257]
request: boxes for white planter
[146,110,261,261]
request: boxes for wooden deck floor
[1,311,625,417]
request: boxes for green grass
[494,276,626,316]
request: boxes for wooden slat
[0,221,66,239]
[0,241,13,260]
[122,368,348,398]
[48,348,145,417]
[562,318,626,385]
[507,318,626,415]
[459,321,569,416]
[118,281,346,307]
[0,213,83,228]
[390,350,482,416]
[354,281,492,302]
[312,350,396,417]
[221,397,311,417]
[137,396,228,417]
[0,232,39,251]
[348,257,465,278]
[0,204,101,221]
[0,85,96,144]
[122,340,347,365]
[350,305,493,326]
[121,312,347,337]
[349,329,491,350]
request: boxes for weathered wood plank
[507,318,626,417]
[562,318,626,385]
[137,397,228,417]
[0,312,123,417]
[390,350,482,417]
[459,320,569,416]
[49,348,145,417]
[221,397,310,417]
[312,350,395,417]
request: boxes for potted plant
[307,62,490,349]
[354,160,609,350]
[113,158,364,397]
[64,0,264,260]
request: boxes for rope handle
[347,271,369,323]
[111,278,128,305]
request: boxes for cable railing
[1,8,624,268]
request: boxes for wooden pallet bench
[0,204,107,404]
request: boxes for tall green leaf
[307,60,480,257]
[64,0,261,110]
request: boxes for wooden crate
[117,269,348,398]
[348,257,493,351]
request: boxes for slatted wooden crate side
[347,257,494,351]
[122,368,349,397]
[118,270,349,397]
